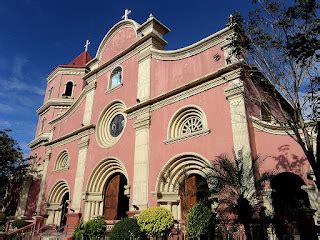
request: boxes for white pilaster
[137,49,152,102]
[224,78,251,155]
[72,136,90,212]
[15,176,33,217]
[132,107,151,210]
[82,82,96,126]
[36,148,51,213]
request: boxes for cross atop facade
[84,40,90,52]
[122,9,131,20]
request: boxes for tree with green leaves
[0,129,31,215]
[207,152,269,240]
[228,0,319,187]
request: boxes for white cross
[84,40,90,52]
[122,9,131,20]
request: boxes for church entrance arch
[46,180,70,226]
[103,173,129,220]
[59,192,69,229]
[84,158,129,221]
[156,153,212,220]
[179,174,209,219]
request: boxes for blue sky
[0,0,254,154]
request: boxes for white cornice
[251,116,294,135]
[126,61,244,118]
[28,133,51,149]
[47,67,86,83]
[37,99,75,114]
[151,26,234,61]
[45,125,95,148]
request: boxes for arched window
[261,102,272,122]
[168,106,209,142]
[40,117,46,133]
[54,151,69,170]
[48,87,53,100]
[109,67,122,89]
[64,81,73,97]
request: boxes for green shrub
[11,219,30,229]
[137,207,174,237]
[83,216,106,239]
[73,219,85,240]
[0,212,6,226]
[186,203,215,237]
[0,225,5,232]
[110,217,143,240]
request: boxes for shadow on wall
[25,179,41,219]
[269,145,310,182]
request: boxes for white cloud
[0,77,45,96]
[0,103,13,113]
[0,120,12,128]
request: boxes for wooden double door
[180,174,209,219]
[103,173,129,220]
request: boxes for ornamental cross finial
[84,40,90,52]
[122,9,131,20]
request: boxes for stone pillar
[82,81,96,126]
[224,77,252,156]
[301,185,319,223]
[72,136,90,212]
[132,107,151,210]
[83,193,103,221]
[137,49,151,102]
[15,176,32,217]
[36,148,51,214]
[262,188,274,217]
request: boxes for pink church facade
[18,13,318,232]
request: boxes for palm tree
[207,151,269,240]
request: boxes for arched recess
[155,153,212,220]
[167,105,210,143]
[46,180,70,226]
[271,172,314,238]
[84,157,129,221]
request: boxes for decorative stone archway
[83,157,129,221]
[46,180,70,226]
[155,153,212,220]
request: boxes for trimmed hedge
[186,203,215,238]
[137,207,174,237]
[83,216,106,238]
[109,218,143,240]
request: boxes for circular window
[96,102,126,148]
[110,114,125,137]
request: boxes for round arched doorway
[179,174,209,219]
[271,172,312,238]
[271,172,310,219]
[59,192,69,229]
[103,173,129,220]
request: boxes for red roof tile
[59,51,92,68]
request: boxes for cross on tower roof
[84,40,90,52]
[122,9,131,20]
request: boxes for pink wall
[148,83,234,205]
[151,46,225,97]
[41,141,79,212]
[100,26,137,65]
[251,126,311,185]
[52,100,86,139]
